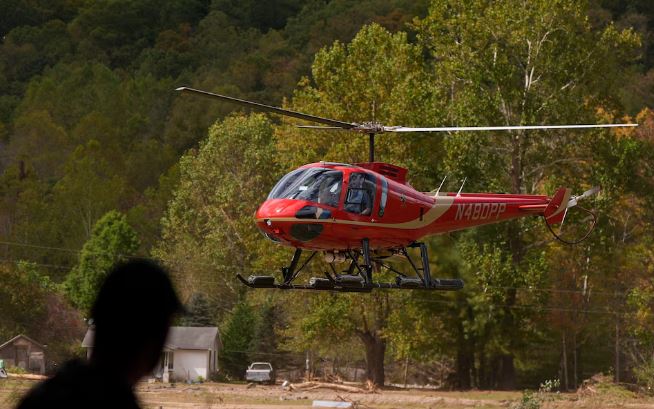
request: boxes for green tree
[65,210,140,314]
[248,300,289,370]
[69,0,207,67]
[0,262,48,340]
[413,0,641,389]
[156,113,283,306]
[211,0,306,31]
[180,292,215,327]
[52,141,126,243]
[219,300,257,379]
[284,290,400,385]
[8,109,69,180]
[0,260,84,365]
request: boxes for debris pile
[284,381,375,394]
[576,373,636,404]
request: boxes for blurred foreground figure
[18,259,182,409]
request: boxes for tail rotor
[544,186,600,244]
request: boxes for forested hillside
[1,0,654,390]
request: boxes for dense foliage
[65,210,140,314]
[1,0,654,390]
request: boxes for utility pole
[615,320,620,383]
[562,332,569,391]
[305,350,311,381]
[614,286,623,384]
[403,355,409,388]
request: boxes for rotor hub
[353,122,385,133]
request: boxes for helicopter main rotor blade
[384,123,638,132]
[296,125,348,130]
[176,87,357,129]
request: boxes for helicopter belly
[257,217,430,250]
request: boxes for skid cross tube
[237,242,464,291]
[401,247,424,282]
[282,248,303,283]
[362,238,373,285]
[285,251,317,286]
[419,243,432,287]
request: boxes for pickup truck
[245,362,275,384]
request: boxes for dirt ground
[3,379,654,409]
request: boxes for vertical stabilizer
[544,187,572,225]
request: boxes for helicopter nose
[256,199,326,242]
[256,199,298,220]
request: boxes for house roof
[82,327,219,350]
[165,327,219,350]
[0,334,45,351]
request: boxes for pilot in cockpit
[318,180,340,207]
[345,173,372,216]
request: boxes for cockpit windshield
[268,168,343,207]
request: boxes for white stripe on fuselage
[259,196,455,230]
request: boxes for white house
[82,326,220,382]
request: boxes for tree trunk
[456,348,473,389]
[498,354,516,390]
[497,282,518,390]
[455,321,473,389]
[479,346,487,389]
[573,333,578,389]
[403,355,409,388]
[562,332,569,391]
[615,320,620,383]
[359,331,386,386]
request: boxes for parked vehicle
[245,362,275,384]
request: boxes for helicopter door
[344,172,376,216]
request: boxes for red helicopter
[177,87,636,292]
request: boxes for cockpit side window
[268,168,342,207]
[344,172,376,216]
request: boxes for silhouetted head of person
[90,259,182,385]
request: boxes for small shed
[162,327,220,382]
[82,326,220,382]
[0,334,45,374]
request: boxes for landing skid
[236,240,464,292]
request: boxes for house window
[163,351,173,370]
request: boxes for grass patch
[0,379,35,407]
